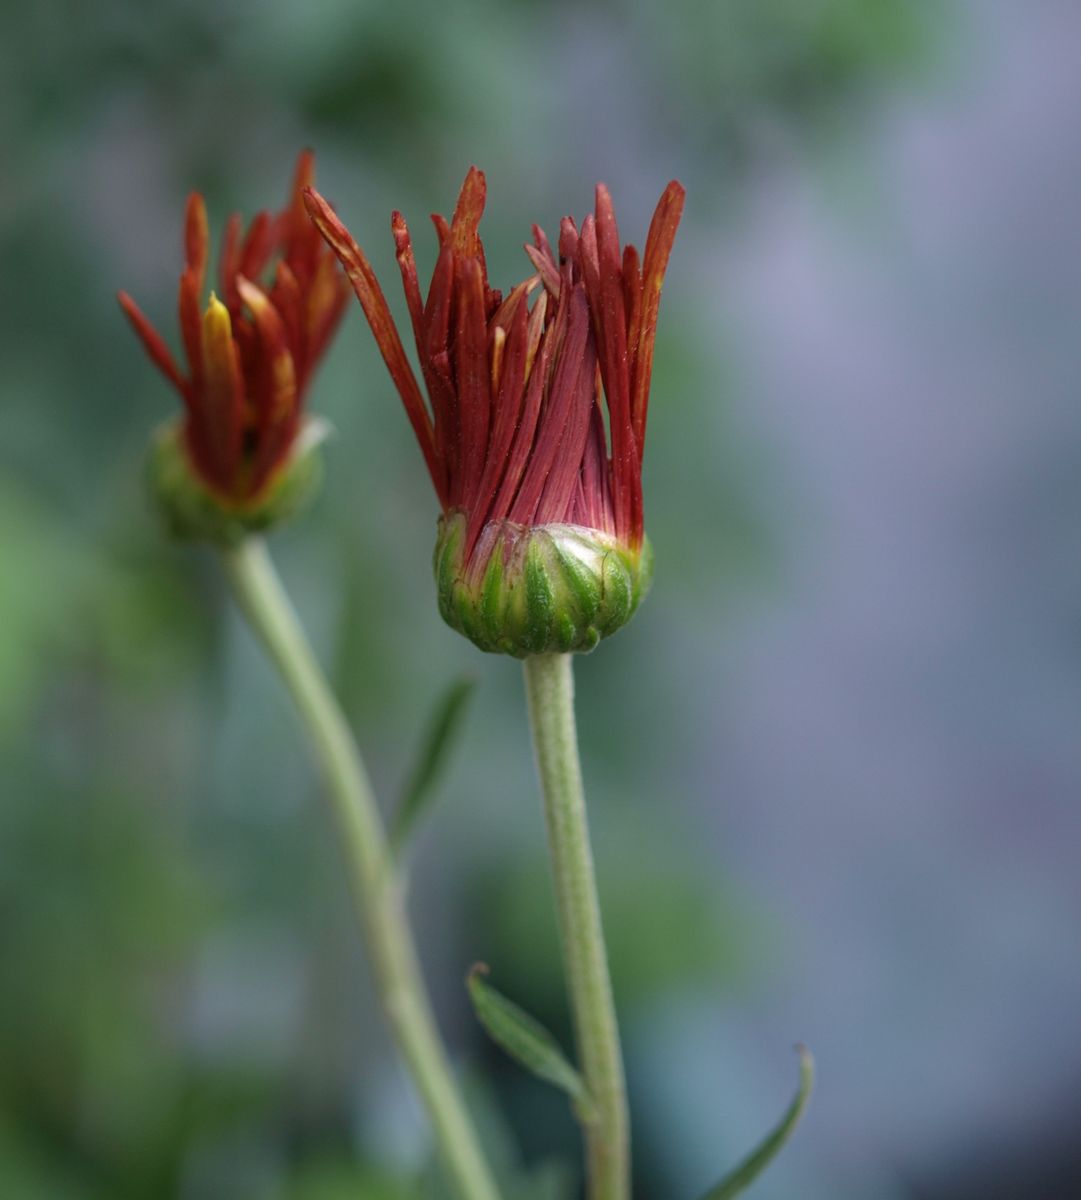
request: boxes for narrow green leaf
[391,676,476,855]
[467,964,596,1122]
[700,1044,814,1200]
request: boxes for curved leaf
[699,1044,814,1199]
[467,964,596,1122]
[392,676,475,855]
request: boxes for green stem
[220,538,500,1200]
[522,653,630,1200]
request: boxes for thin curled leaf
[467,964,597,1122]
[699,1044,814,1200]
[391,676,475,855]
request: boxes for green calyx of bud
[434,512,653,658]
[147,417,329,546]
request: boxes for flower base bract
[434,512,653,657]
[149,416,328,546]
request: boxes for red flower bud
[304,169,684,655]
[119,152,348,532]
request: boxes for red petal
[391,211,427,353]
[490,331,552,527]
[178,268,204,395]
[525,243,561,298]
[184,193,209,294]
[466,297,530,555]
[574,390,614,535]
[301,256,347,388]
[237,276,297,424]
[218,213,243,313]
[303,186,443,501]
[530,286,598,526]
[489,275,538,337]
[450,166,486,259]
[630,180,685,450]
[454,257,492,514]
[200,294,245,490]
[238,277,302,493]
[283,149,320,283]
[269,261,303,368]
[580,198,638,543]
[239,211,273,283]
[117,291,186,395]
[430,212,450,248]
[622,243,642,377]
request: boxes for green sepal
[434,513,652,658]
[466,964,597,1124]
[391,676,476,857]
[147,416,329,546]
[699,1045,814,1200]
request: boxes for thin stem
[220,538,500,1200]
[522,653,629,1200]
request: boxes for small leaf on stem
[392,675,476,856]
[467,964,597,1123]
[698,1044,814,1200]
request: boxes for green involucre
[433,512,653,657]
[147,417,328,546]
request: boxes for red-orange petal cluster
[304,168,684,560]
[119,151,348,505]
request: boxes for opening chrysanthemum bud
[305,167,683,655]
[119,151,347,544]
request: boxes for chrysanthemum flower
[119,151,347,541]
[305,168,683,656]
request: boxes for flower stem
[522,653,630,1200]
[220,538,500,1200]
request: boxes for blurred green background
[4,1,1081,1197]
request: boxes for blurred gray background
[2,0,1079,1196]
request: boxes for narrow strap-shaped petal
[184,193,209,294]
[283,150,318,274]
[423,240,458,497]
[117,292,187,395]
[630,180,685,450]
[269,260,303,371]
[430,212,450,248]
[237,276,297,425]
[237,277,303,496]
[532,223,556,265]
[580,203,638,542]
[392,212,453,502]
[558,217,580,272]
[218,212,243,313]
[525,243,561,298]
[621,243,642,373]
[178,268,205,396]
[454,257,491,513]
[523,289,548,383]
[303,186,443,498]
[532,286,598,525]
[301,253,348,381]
[392,211,427,350]
[450,166,487,265]
[466,294,530,554]
[238,211,274,285]
[491,328,554,526]
[508,283,587,525]
[200,293,245,491]
[489,275,537,338]
[574,393,615,535]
